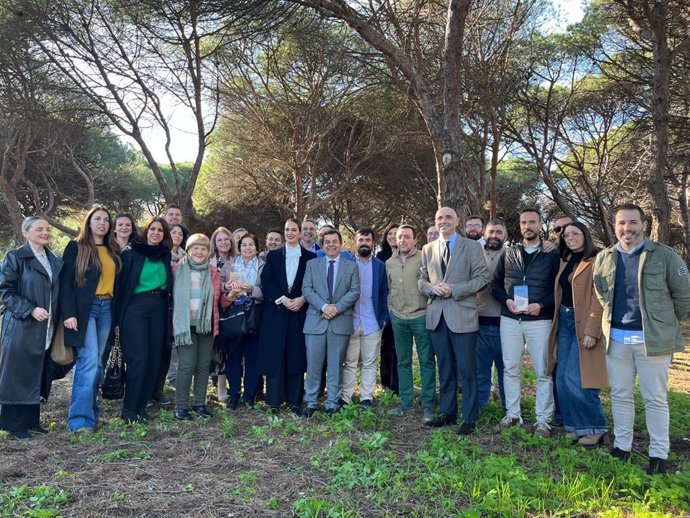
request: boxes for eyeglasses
[562,231,583,239]
[427,231,439,237]
[466,224,482,229]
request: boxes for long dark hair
[558,221,597,261]
[380,223,400,255]
[75,205,121,287]
[140,216,173,249]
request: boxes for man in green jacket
[593,203,690,475]
[386,225,436,423]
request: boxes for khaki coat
[547,257,608,389]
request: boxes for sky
[129,1,586,164]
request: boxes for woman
[61,206,120,433]
[209,226,236,400]
[170,224,188,265]
[112,213,138,254]
[0,217,63,439]
[547,221,608,448]
[220,233,264,409]
[114,217,173,423]
[209,227,236,271]
[256,218,316,413]
[376,222,400,395]
[172,234,221,420]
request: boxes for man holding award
[492,207,560,438]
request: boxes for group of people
[0,202,688,477]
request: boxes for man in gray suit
[419,207,490,433]
[302,229,360,416]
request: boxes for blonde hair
[185,233,211,251]
[209,226,236,260]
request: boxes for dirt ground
[1,353,689,517]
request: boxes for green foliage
[0,485,69,518]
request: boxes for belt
[140,289,165,295]
[95,294,112,300]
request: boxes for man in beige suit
[419,207,490,434]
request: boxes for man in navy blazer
[302,229,360,415]
[341,227,389,406]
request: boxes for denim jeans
[68,298,112,431]
[476,323,505,409]
[556,306,607,436]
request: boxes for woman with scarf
[114,217,173,423]
[0,216,63,439]
[171,234,221,420]
[220,233,265,409]
[61,206,121,433]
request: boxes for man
[164,203,183,226]
[492,207,559,437]
[387,225,437,422]
[300,219,320,253]
[465,215,486,247]
[260,229,284,261]
[593,203,690,475]
[418,207,489,434]
[426,225,439,243]
[476,219,507,409]
[341,228,389,407]
[302,229,360,415]
[317,224,354,260]
[552,215,573,239]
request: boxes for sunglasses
[553,226,564,234]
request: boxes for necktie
[327,260,335,302]
[441,241,450,276]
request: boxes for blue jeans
[476,323,505,409]
[68,299,112,431]
[556,306,607,436]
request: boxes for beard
[485,238,503,251]
[358,246,372,257]
[467,231,482,241]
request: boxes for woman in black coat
[61,206,120,433]
[256,219,316,413]
[376,222,400,395]
[114,217,173,423]
[0,217,63,439]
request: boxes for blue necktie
[327,260,335,302]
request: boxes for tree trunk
[647,0,672,243]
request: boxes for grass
[1,363,689,517]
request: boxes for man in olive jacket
[593,203,690,475]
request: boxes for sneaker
[647,457,667,475]
[154,394,172,405]
[577,433,608,449]
[192,405,213,419]
[388,404,411,416]
[534,422,551,438]
[498,416,521,431]
[422,408,435,423]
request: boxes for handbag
[102,330,125,400]
[219,300,257,340]
[50,321,75,366]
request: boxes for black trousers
[429,315,478,423]
[121,292,168,417]
[0,404,39,433]
[153,344,172,399]
[265,373,303,409]
[379,322,399,394]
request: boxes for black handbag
[219,301,257,340]
[102,330,125,400]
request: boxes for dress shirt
[321,254,341,312]
[353,255,379,335]
[285,244,301,288]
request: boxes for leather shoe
[174,409,193,421]
[457,421,476,435]
[137,409,151,421]
[192,406,213,418]
[10,430,30,440]
[226,398,239,410]
[360,399,373,408]
[609,447,631,461]
[290,405,301,415]
[301,407,317,418]
[647,457,667,475]
[425,413,456,428]
[326,407,340,417]
[30,425,49,435]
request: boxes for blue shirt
[353,256,380,335]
